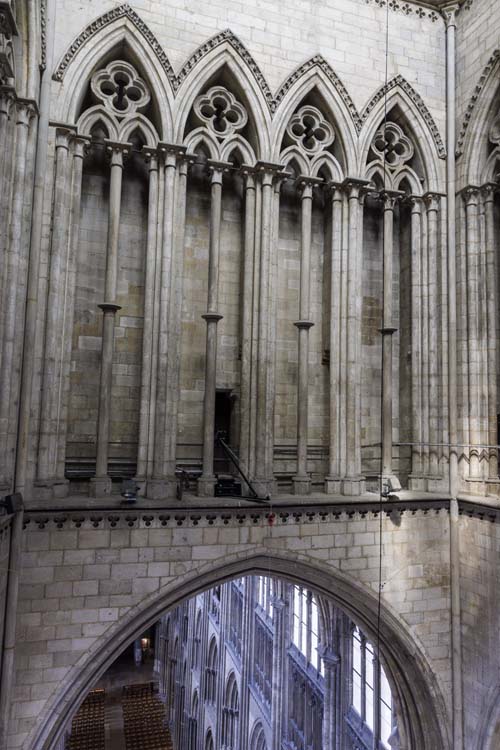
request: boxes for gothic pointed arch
[271,66,357,174]
[458,50,500,186]
[52,7,173,139]
[360,81,444,193]
[457,50,500,159]
[173,43,271,159]
[27,551,450,750]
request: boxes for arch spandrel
[52,21,173,141]
[270,67,358,176]
[26,547,450,750]
[173,45,271,160]
[359,80,445,194]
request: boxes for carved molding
[273,54,362,127]
[361,74,446,158]
[363,0,440,23]
[53,3,177,85]
[52,3,445,160]
[456,49,500,157]
[40,0,46,71]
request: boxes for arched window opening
[205,728,215,750]
[250,722,268,750]
[193,609,203,670]
[291,585,322,674]
[222,673,239,749]
[189,691,199,748]
[349,626,394,749]
[204,637,218,704]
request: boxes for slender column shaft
[0,88,14,343]
[326,187,343,491]
[92,143,128,490]
[464,187,481,478]
[56,137,87,482]
[239,171,256,476]
[199,164,226,495]
[136,150,159,480]
[255,166,279,494]
[164,156,190,479]
[426,194,441,477]
[0,101,33,489]
[37,128,73,485]
[152,151,177,480]
[421,207,430,476]
[381,194,397,478]
[294,179,315,494]
[271,585,286,748]
[343,181,366,495]
[410,198,423,481]
[0,509,24,747]
[322,649,340,749]
[483,186,498,478]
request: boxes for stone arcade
[1,0,500,748]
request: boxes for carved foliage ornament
[371,122,414,169]
[193,86,247,138]
[286,105,335,155]
[91,61,150,117]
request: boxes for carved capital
[442,3,460,27]
[481,183,497,203]
[15,98,37,126]
[105,140,130,167]
[55,127,74,151]
[240,165,256,190]
[206,159,232,184]
[423,191,442,212]
[343,178,371,201]
[462,185,481,206]
[408,195,423,214]
[254,160,285,187]
[382,189,404,211]
[295,175,322,198]
[142,145,159,170]
[71,134,91,160]
[0,82,14,115]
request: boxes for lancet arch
[26,551,450,750]
[460,60,500,186]
[52,22,173,139]
[359,82,444,193]
[271,70,357,174]
[173,46,271,158]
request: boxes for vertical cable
[376,0,391,742]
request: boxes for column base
[408,474,426,491]
[89,476,112,497]
[33,478,69,501]
[324,476,342,494]
[146,478,178,500]
[293,476,311,495]
[197,475,216,497]
[252,477,276,499]
[342,476,366,496]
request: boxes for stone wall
[10,504,452,749]
[459,514,500,749]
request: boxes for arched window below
[205,728,215,750]
[222,673,239,749]
[250,722,268,750]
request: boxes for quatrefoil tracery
[91,61,151,118]
[371,121,414,169]
[193,86,248,139]
[286,106,335,155]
